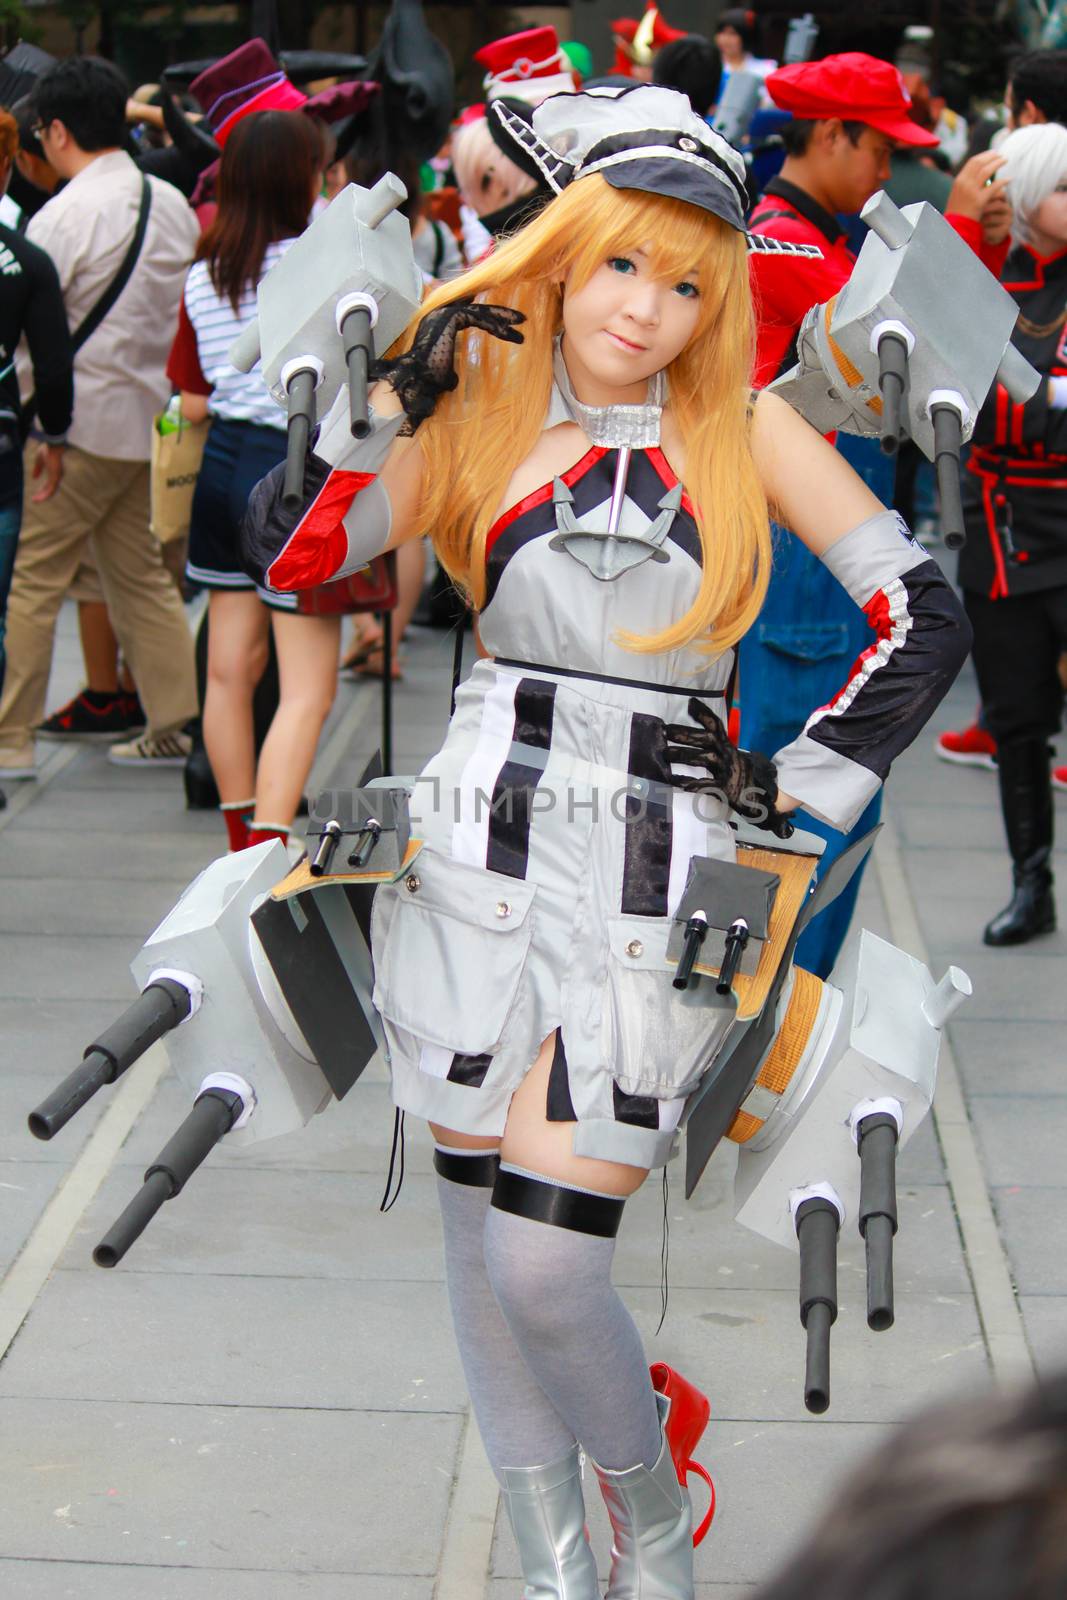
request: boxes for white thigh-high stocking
[434,1148,575,1475]
[484,1163,662,1473]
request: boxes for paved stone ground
[0,595,1061,1599]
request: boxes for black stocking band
[433,1148,501,1188]
[491,1167,625,1238]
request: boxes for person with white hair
[947,120,1067,945]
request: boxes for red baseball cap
[766,52,940,147]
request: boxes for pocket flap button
[496,900,511,919]
[626,939,644,958]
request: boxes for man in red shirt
[740,55,940,977]
[749,53,939,384]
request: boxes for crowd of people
[1,9,1066,1600]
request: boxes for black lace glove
[665,698,795,839]
[371,299,525,433]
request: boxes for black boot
[984,739,1056,947]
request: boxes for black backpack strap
[71,175,152,353]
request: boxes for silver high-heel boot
[590,1393,694,1600]
[498,1443,601,1600]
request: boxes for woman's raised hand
[372,299,525,432]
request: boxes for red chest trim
[645,447,695,519]
[485,445,605,558]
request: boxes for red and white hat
[475,27,575,105]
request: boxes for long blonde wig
[398,174,770,654]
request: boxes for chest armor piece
[549,446,683,581]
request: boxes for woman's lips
[604,330,647,353]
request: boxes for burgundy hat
[190,38,376,148]
[191,40,305,144]
[766,52,940,148]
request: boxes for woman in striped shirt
[167,110,334,853]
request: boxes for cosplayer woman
[244,87,970,1600]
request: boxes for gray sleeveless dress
[371,361,738,1168]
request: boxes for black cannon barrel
[796,1195,840,1415]
[282,366,318,512]
[932,403,966,550]
[716,918,749,997]
[310,819,343,878]
[93,1087,244,1268]
[877,333,909,456]
[28,977,193,1141]
[673,911,708,991]
[340,305,374,441]
[347,819,382,870]
[858,1111,900,1331]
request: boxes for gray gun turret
[771,189,1041,548]
[228,174,423,509]
[29,781,421,1266]
[665,824,971,1413]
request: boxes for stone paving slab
[0,831,214,882]
[892,802,1017,852]
[111,1067,432,1177]
[990,1186,1067,1294]
[917,897,1066,961]
[901,847,1039,905]
[969,1095,1067,1187]
[947,1019,1066,1097]
[1,1270,465,1413]
[41,1145,969,1297]
[13,786,221,836]
[0,1397,459,1575]
[0,934,155,1003]
[626,1285,987,1425]
[61,1168,449,1282]
[0,1565,435,1600]
[0,877,199,937]
[1017,1296,1067,1374]
[0,1159,69,1272]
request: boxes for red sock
[220,799,255,853]
[247,823,290,849]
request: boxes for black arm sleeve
[21,244,73,441]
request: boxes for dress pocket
[371,848,538,1056]
[604,914,730,1098]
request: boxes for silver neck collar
[546,336,665,448]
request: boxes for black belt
[494,657,725,699]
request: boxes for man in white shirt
[0,55,199,776]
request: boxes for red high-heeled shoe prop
[650,1362,716,1546]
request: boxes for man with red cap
[740,54,940,979]
[749,52,940,384]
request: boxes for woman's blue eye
[675,280,699,299]
[609,256,636,274]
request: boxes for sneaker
[38,688,146,743]
[0,752,36,779]
[107,730,193,768]
[1054,765,1067,793]
[935,723,997,770]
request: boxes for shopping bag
[150,410,209,545]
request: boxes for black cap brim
[598,155,746,233]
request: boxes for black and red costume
[955,219,1065,943]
